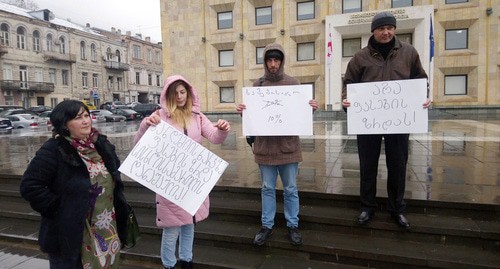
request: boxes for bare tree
[1,0,39,10]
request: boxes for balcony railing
[104,60,130,71]
[0,80,54,93]
[43,51,77,63]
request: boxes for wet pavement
[1,113,499,205]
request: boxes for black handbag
[124,204,141,248]
[246,136,255,147]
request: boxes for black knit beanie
[265,50,284,61]
[371,12,397,32]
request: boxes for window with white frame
[49,69,56,84]
[297,42,315,61]
[155,51,161,64]
[62,70,69,85]
[117,77,122,91]
[444,75,467,95]
[220,87,235,103]
[2,64,12,80]
[343,0,361,13]
[19,66,27,89]
[92,74,98,88]
[297,1,315,21]
[256,47,265,64]
[218,11,233,29]
[108,76,114,89]
[219,50,234,67]
[392,0,412,8]
[147,49,153,63]
[445,29,468,50]
[135,72,140,84]
[80,41,86,60]
[82,72,88,88]
[46,34,53,51]
[133,45,141,59]
[34,68,43,82]
[256,6,272,25]
[156,75,161,86]
[342,38,361,57]
[59,36,66,54]
[32,30,41,51]
[16,26,26,49]
[445,0,467,3]
[0,23,9,46]
[106,47,113,60]
[91,43,97,61]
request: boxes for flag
[327,32,333,67]
[429,16,434,62]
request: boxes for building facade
[0,2,162,108]
[159,0,499,112]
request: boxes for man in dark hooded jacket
[237,43,318,246]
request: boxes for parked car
[38,110,52,125]
[6,114,47,129]
[82,100,97,110]
[131,103,161,117]
[0,117,13,132]
[88,110,106,123]
[0,105,24,113]
[90,110,126,122]
[110,108,143,121]
[100,101,126,111]
[127,101,142,108]
[27,105,52,115]
[0,108,37,117]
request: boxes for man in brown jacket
[342,12,432,230]
[237,43,318,246]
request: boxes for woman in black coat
[20,100,128,268]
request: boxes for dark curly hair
[50,100,90,137]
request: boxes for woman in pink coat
[134,75,230,269]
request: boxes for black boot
[180,260,193,269]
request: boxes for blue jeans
[161,224,194,268]
[259,163,299,229]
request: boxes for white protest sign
[242,85,313,136]
[347,78,428,134]
[119,121,228,215]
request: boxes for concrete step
[1,174,499,268]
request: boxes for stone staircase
[0,174,499,268]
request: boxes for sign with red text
[242,85,313,136]
[347,79,428,134]
[119,121,228,215]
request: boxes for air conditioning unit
[3,90,12,97]
[28,92,35,97]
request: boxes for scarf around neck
[65,127,103,163]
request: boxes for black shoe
[393,214,410,230]
[253,227,273,246]
[358,211,373,225]
[180,260,193,269]
[288,227,303,246]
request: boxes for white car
[6,114,47,129]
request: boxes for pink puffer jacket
[134,75,229,227]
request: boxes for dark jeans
[357,133,409,215]
[48,252,83,269]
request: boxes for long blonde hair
[165,80,193,128]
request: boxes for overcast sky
[33,0,162,42]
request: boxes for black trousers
[357,133,409,215]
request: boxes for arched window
[115,49,121,62]
[32,30,41,51]
[80,40,86,59]
[46,33,53,51]
[16,26,26,49]
[59,36,66,54]
[106,47,112,60]
[0,23,10,46]
[90,43,97,61]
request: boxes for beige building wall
[160,0,499,112]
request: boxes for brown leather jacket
[342,36,428,100]
[252,43,303,165]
